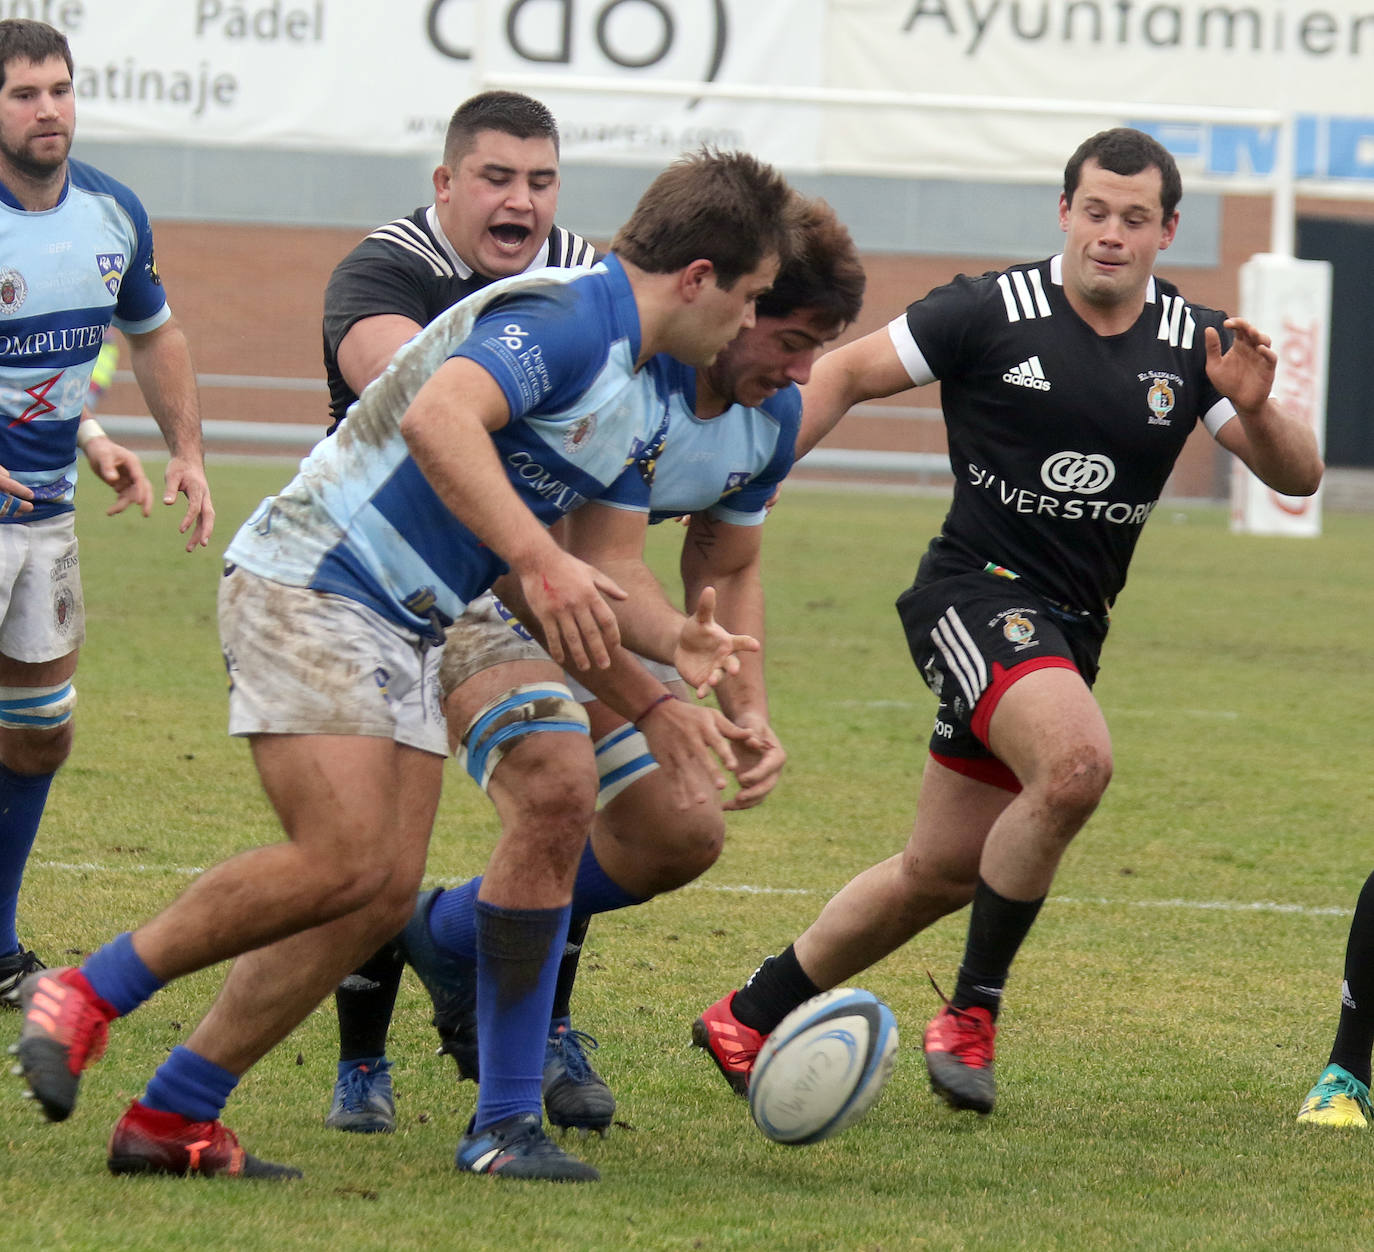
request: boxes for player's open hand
[1206,318,1277,416]
[84,436,153,518]
[0,463,35,518]
[674,585,761,697]
[519,549,627,670]
[164,455,215,551]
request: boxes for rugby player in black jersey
[692,127,1322,1116]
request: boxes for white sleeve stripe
[368,219,438,255]
[1157,295,1175,343]
[996,274,1021,322]
[886,315,936,386]
[552,228,597,269]
[367,216,423,242]
[371,229,451,278]
[1027,268,1051,317]
[1011,270,1037,319]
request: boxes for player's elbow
[1291,453,1325,497]
[1265,451,1324,498]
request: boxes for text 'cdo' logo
[1040,451,1115,494]
[426,0,727,85]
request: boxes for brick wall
[102,193,1374,498]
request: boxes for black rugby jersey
[322,206,598,430]
[893,255,1235,615]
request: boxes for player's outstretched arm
[797,326,916,460]
[1207,319,1323,497]
[125,318,215,550]
[561,501,688,661]
[562,504,760,688]
[679,512,785,808]
[335,313,424,398]
[404,358,626,669]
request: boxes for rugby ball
[748,987,898,1145]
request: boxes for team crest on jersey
[628,413,670,486]
[720,470,752,498]
[0,268,27,313]
[1141,371,1181,426]
[564,414,596,455]
[97,253,125,298]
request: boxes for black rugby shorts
[895,571,1108,792]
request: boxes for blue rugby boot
[325,1058,395,1134]
[543,1020,615,1135]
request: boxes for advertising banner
[823,1,1374,188]
[1230,254,1331,537]
[67,1,823,167]
[49,1,1374,191]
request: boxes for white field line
[33,859,1351,917]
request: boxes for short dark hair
[756,195,865,329]
[1064,127,1183,220]
[0,19,72,92]
[443,91,560,167]
[611,148,795,290]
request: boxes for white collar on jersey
[1049,253,1158,303]
[425,204,552,280]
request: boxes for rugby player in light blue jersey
[13,148,795,1185]
[365,195,865,1133]
[0,20,213,1007]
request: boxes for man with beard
[0,19,214,1006]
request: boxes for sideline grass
[2,461,1371,1251]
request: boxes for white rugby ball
[748,987,898,1145]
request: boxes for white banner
[824,1,1374,187]
[53,1,1374,188]
[68,1,823,167]
[1230,254,1331,537]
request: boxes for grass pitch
[2,461,1371,1251]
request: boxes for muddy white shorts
[219,564,447,756]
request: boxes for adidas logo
[1002,356,1051,391]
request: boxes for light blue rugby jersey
[631,355,800,525]
[225,256,666,643]
[0,159,170,520]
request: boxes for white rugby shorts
[0,513,84,663]
[219,565,447,755]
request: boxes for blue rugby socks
[471,900,569,1129]
[0,762,54,954]
[81,931,164,1017]
[142,1045,239,1123]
